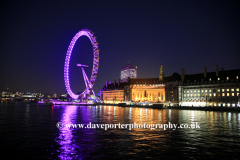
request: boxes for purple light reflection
[53,101,88,105]
[51,105,100,159]
[56,105,79,159]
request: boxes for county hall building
[100,65,240,107]
[100,65,180,104]
[179,66,240,107]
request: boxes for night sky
[1,0,239,95]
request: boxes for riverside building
[100,78,166,103]
[101,65,240,107]
[100,80,125,103]
[100,65,180,104]
[179,66,240,107]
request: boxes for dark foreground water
[0,102,240,159]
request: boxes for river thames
[0,102,240,159]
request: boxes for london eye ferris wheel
[64,29,100,100]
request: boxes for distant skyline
[1,0,239,94]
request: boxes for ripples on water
[0,102,240,159]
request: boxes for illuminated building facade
[100,78,166,103]
[101,65,181,103]
[101,65,181,104]
[125,78,165,102]
[120,65,137,82]
[100,80,125,103]
[179,66,240,107]
[101,65,240,107]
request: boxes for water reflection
[1,102,240,159]
[49,106,240,159]
[56,105,79,159]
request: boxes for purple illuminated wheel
[64,29,100,99]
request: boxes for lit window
[232,93,234,96]
[237,88,239,91]
[218,78,220,80]
[194,94,196,97]
[218,89,220,92]
[198,90,200,92]
[227,77,229,80]
[209,78,211,81]
[209,93,212,96]
[223,103,225,107]
[227,103,230,107]
[191,90,193,93]
[209,90,211,92]
[187,94,189,97]
[194,90,196,93]
[202,90,204,92]
[222,93,225,96]
[226,89,229,91]
[198,94,200,97]
[205,90,208,92]
[222,89,225,92]
[231,89,234,92]
[184,94,186,97]
[227,93,229,96]
[213,93,216,97]
[237,76,239,79]
[184,91,186,93]
[187,91,189,93]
